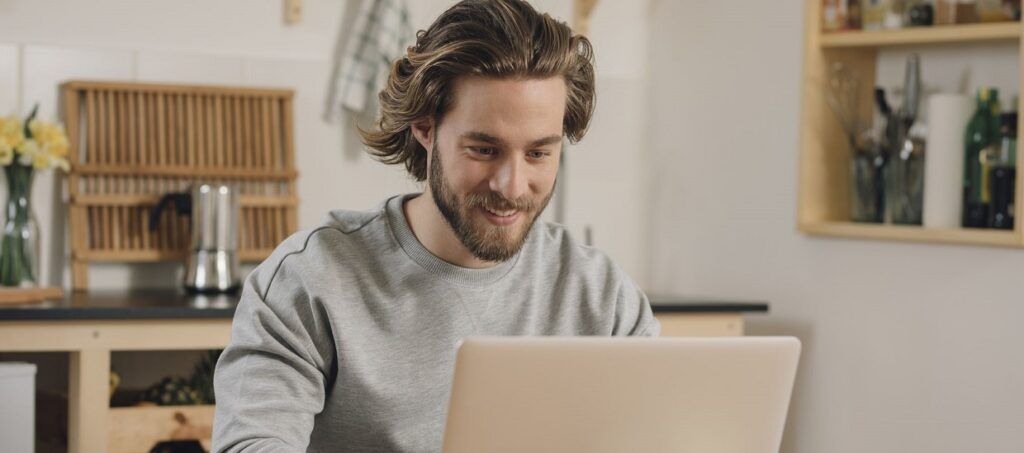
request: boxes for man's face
[427,76,566,262]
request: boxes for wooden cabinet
[654,313,744,336]
[0,318,229,453]
[798,0,1024,246]
[108,405,215,452]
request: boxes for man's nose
[489,156,528,202]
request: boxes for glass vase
[0,164,41,287]
[886,137,925,225]
[850,136,887,223]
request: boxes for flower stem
[1,164,35,286]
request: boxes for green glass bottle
[963,87,1000,228]
[989,111,1017,229]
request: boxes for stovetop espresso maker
[148,184,241,293]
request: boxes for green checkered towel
[327,0,414,118]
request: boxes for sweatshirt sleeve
[212,252,337,453]
[611,265,661,337]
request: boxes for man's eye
[528,150,549,160]
[471,147,497,156]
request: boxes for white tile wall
[21,45,135,118]
[0,44,18,113]
[586,0,650,81]
[136,50,244,85]
[0,0,346,61]
[565,76,649,282]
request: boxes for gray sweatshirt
[212,193,660,453]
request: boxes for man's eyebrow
[461,132,562,148]
[528,135,562,148]
[462,132,506,146]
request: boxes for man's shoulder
[528,221,653,335]
[249,201,393,286]
[285,203,387,255]
[529,221,618,274]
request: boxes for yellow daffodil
[54,156,70,171]
[16,139,43,168]
[28,120,69,158]
[0,115,24,158]
[19,139,69,170]
[18,139,59,169]
[0,111,70,172]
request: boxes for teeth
[485,207,516,217]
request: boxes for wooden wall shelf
[798,1,1024,247]
[820,21,1021,48]
[799,222,1020,247]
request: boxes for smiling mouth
[484,206,517,217]
[479,206,522,225]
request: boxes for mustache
[465,192,536,212]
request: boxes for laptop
[441,336,801,453]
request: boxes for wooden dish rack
[61,81,299,291]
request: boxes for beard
[429,139,555,263]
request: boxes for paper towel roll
[924,94,973,229]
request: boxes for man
[212,1,659,452]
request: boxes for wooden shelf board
[71,194,298,207]
[74,250,272,262]
[0,287,64,305]
[73,165,297,180]
[800,221,1021,247]
[820,22,1021,48]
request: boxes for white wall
[647,1,1024,452]
[0,0,650,290]
[562,0,651,285]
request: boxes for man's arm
[611,265,661,337]
[212,257,336,453]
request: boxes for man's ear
[410,117,435,156]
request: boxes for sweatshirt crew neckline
[384,193,522,287]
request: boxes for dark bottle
[963,87,1000,228]
[989,111,1017,229]
[907,2,934,26]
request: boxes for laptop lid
[442,336,801,453]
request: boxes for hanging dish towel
[325,0,414,119]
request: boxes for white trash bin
[0,363,36,453]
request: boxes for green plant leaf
[23,103,39,139]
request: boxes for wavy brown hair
[360,0,596,181]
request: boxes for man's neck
[403,191,496,269]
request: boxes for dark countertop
[648,294,768,314]
[0,290,768,321]
[0,290,237,321]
